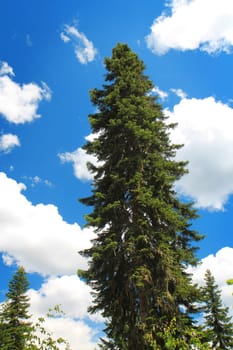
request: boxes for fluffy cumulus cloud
[0,172,95,275]
[59,147,98,181]
[188,247,233,309]
[28,275,103,323]
[0,172,103,349]
[36,317,98,350]
[146,0,233,55]
[28,275,92,318]
[59,134,101,181]
[27,275,103,349]
[0,133,20,153]
[167,96,233,210]
[60,24,97,64]
[0,61,51,123]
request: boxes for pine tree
[0,267,32,350]
[202,269,233,349]
[79,43,203,349]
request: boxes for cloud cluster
[0,172,102,349]
[59,134,101,181]
[27,275,103,349]
[146,0,233,55]
[0,61,51,154]
[167,96,233,210]
[60,25,97,64]
[0,62,51,124]
[0,133,20,153]
[36,317,98,350]
[28,275,92,318]
[22,175,53,188]
[28,275,103,324]
[0,172,95,275]
[59,147,98,181]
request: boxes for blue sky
[1,0,233,348]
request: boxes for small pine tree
[0,269,72,350]
[0,267,32,350]
[202,269,233,349]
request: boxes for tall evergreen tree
[79,43,203,349]
[202,269,233,349]
[0,266,32,350]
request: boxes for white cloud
[60,25,97,64]
[188,247,233,309]
[0,172,95,275]
[28,277,101,349]
[0,133,20,153]
[27,275,104,349]
[28,275,92,318]
[151,86,168,100]
[146,0,233,55]
[60,32,70,43]
[28,275,103,323]
[85,132,100,143]
[167,96,233,210]
[0,64,51,124]
[0,172,104,348]
[22,175,53,188]
[39,317,98,350]
[40,81,52,101]
[59,133,102,181]
[30,314,99,350]
[59,147,98,181]
[2,253,14,266]
[33,175,41,184]
[44,179,53,187]
[170,88,187,99]
[0,61,14,76]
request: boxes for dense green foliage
[79,43,203,349]
[201,269,233,349]
[0,267,32,349]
